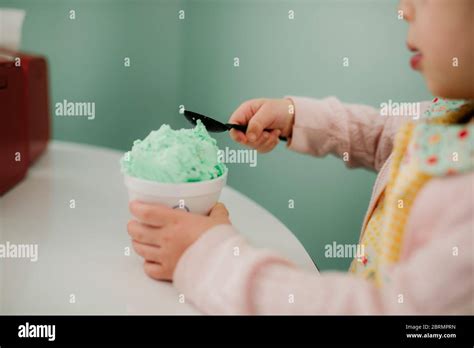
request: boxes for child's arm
[174,219,472,314]
[173,175,474,314]
[229,97,430,172]
[286,96,431,171]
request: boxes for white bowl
[124,171,227,215]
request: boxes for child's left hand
[127,201,231,281]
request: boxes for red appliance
[0,48,50,196]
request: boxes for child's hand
[127,201,231,281]
[229,98,295,153]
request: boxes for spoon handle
[227,123,287,142]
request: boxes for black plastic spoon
[183,110,287,142]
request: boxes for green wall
[0,0,432,271]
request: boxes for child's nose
[398,0,414,21]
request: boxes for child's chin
[426,78,461,100]
[424,70,474,99]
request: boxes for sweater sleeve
[285,96,430,171]
[173,221,473,314]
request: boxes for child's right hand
[228,98,295,153]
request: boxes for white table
[0,141,317,314]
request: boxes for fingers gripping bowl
[121,120,228,215]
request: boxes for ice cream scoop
[120,120,227,183]
[184,110,288,141]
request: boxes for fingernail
[248,133,256,142]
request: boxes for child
[127,0,473,313]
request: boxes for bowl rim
[124,170,228,197]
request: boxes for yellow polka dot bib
[350,98,474,287]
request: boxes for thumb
[209,202,229,219]
[246,107,273,142]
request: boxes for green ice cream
[120,120,227,183]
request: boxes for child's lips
[407,42,422,70]
[410,52,423,70]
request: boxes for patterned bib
[349,98,474,286]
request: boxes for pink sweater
[173,96,474,314]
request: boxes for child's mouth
[410,52,423,70]
[407,43,422,70]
